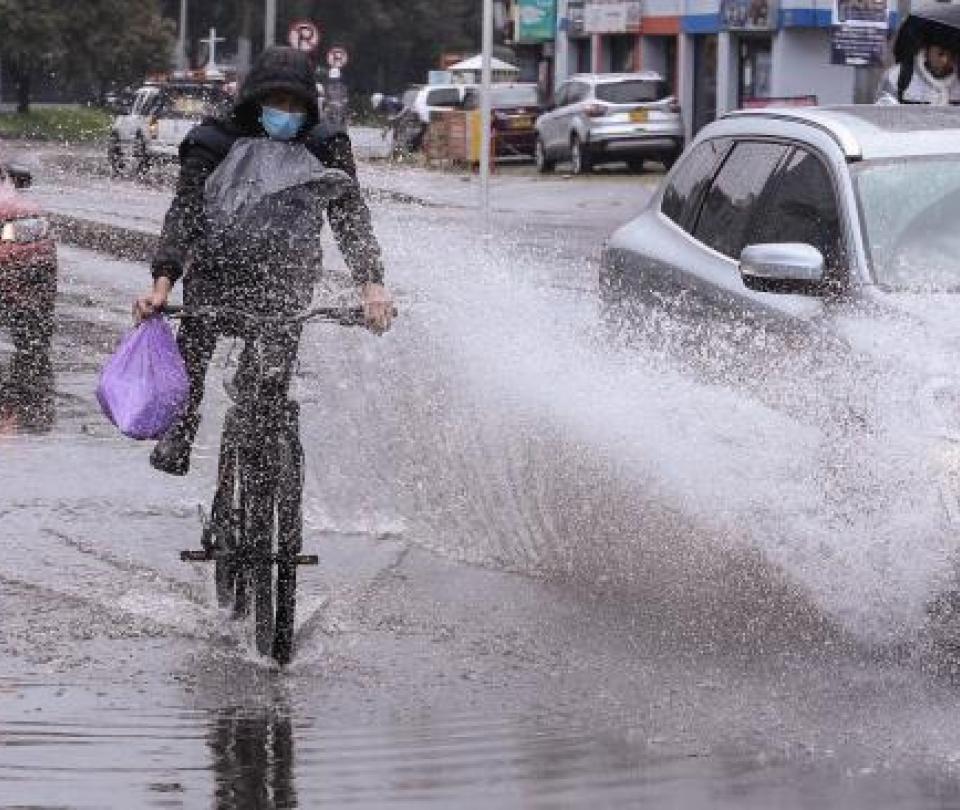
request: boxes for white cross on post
[200,26,226,70]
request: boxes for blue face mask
[260,106,306,140]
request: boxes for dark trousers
[173,310,302,443]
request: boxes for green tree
[0,0,173,112]
[61,0,175,103]
[0,0,64,112]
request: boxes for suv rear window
[596,80,669,104]
[426,88,462,107]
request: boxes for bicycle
[165,303,367,665]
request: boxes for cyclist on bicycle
[133,47,393,476]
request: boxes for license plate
[509,117,533,129]
[630,110,649,123]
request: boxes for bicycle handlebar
[159,304,383,328]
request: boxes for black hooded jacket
[151,47,384,288]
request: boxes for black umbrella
[894,2,960,63]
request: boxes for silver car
[108,82,230,175]
[534,72,683,175]
[600,105,960,541]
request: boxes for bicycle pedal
[181,549,214,562]
[296,554,319,566]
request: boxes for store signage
[720,0,777,30]
[583,0,642,34]
[517,0,557,43]
[830,0,887,66]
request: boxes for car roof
[722,105,960,161]
[567,72,664,84]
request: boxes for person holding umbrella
[877,3,960,104]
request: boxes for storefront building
[547,0,893,143]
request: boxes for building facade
[509,0,895,143]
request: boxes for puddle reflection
[209,707,298,810]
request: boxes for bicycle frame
[168,304,367,663]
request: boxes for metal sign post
[265,0,277,47]
[174,0,188,70]
[480,0,494,230]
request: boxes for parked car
[463,83,545,158]
[387,83,472,153]
[0,175,56,426]
[0,161,31,189]
[535,72,683,174]
[108,81,231,175]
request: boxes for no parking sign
[288,20,321,53]
[327,46,349,70]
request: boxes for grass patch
[0,106,112,143]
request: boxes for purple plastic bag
[96,317,189,441]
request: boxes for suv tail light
[584,103,608,118]
[148,116,159,139]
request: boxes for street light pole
[480,0,494,228]
[174,0,188,69]
[265,0,277,47]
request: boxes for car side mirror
[739,243,825,294]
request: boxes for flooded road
[5,154,960,808]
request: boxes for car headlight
[0,216,50,244]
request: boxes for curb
[51,214,158,262]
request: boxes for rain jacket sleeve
[311,131,385,286]
[151,132,224,284]
[876,65,901,105]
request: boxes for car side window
[554,84,570,108]
[142,92,161,116]
[131,90,148,115]
[661,138,731,231]
[693,141,790,259]
[745,147,843,270]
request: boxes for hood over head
[231,47,320,134]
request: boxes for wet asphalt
[5,142,960,809]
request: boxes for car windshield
[595,80,668,104]
[163,87,228,119]
[854,156,960,291]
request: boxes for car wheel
[107,134,124,175]
[626,158,645,173]
[534,137,555,174]
[570,136,591,175]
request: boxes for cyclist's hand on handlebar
[361,282,394,335]
[133,277,172,324]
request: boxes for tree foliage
[161,0,482,93]
[281,0,482,92]
[0,0,173,111]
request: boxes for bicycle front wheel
[273,406,305,665]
